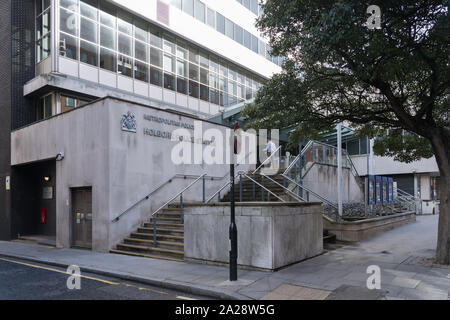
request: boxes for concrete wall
[183,202,323,271]
[302,163,364,203]
[11,97,253,252]
[324,212,416,242]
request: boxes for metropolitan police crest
[121,112,137,133]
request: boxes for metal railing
[396,188,423,215]
[253,145,282,174]
[149,173,207,247]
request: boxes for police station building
[0,0,282,253]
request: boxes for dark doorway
[11,160,56,241]
[71,187,92,249]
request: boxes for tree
[243,0,449,263]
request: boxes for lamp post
[229,122,240,281]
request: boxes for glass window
[80,40,98,66]
[225,18,234,39]
[199,52,208,68]
[37,0,43,14]
[80,17,97,43]
[60,0,78,11]
[209,58,218,73]
[360,138,368,155]
[219,77,228,92]
[163,54,175,73]
[80,0,97,20]
[118,54,133,77]
[134,61,149,82]
[209,73,218,89]
[135,40,148,62]
[189,46,199,63]
[189,63,199,81]
[182,0,194,16]
[243,30,251,49]
[100,25,115,49]
[100,11,115,28]
[219,63,228,77]
[60,8,78,36]
[176,43,188,59]
[61,95,75,113]
[235,25,243,44]
[135,25,148,43]
[163,38,175,54]
[246,87,252,99]
[37,34,51,62]
[251,35,258,53]
[177,77,188,94]
[347,140,360,155]
[243,0,250,10]
[228,68,236,81]
[176,59,187,77]
[209,89,219,105]
[59,32,78,60]
[219,92,227,106]
[150,29,162,48]
[150,48,162,67]
[171,0,182,9]
[250,0,259,15]
[228,80,236,96]
[228,95,237,106]
[164,73,176,91]
[216,13,225,34]
[194,0,205,23]
[259,39,265,56]
[44,95,53,118]
[207,8,215,28]
[200,68,208,85]
[118,19,132,35]
[100,48,116,72]
[150,67,162,86]
[237,84,245,99]
[189,81,199,98]
[118,33,132,56]
[200,84,209,101]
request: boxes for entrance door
[71,187,92,249]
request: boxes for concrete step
[124,238,184,250]
[149,217,181,222]
[130,232,184,241]
[143,222,184,228]
[138,227,184,235]
[110,249,184,262]
[116,243,184,257]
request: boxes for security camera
[56,152,65,161]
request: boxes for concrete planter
[183,202,323,271]
[323,212,416,242]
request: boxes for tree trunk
[431,129,450,265]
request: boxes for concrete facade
[183,202,324,271]
[11,97,253,252]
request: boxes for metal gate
[71,187,92,249]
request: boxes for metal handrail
[239,171,286,202]
[260,173,306,202]
[253,145,282,173]
[151,173,207,217]
[112,173,221,222]
[282,174,338,209]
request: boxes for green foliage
[243,0,449,161]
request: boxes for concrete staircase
[221,172,289,202]
[110,206,184,262]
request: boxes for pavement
[0,215,449,300]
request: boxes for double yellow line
[0,257,168,295]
